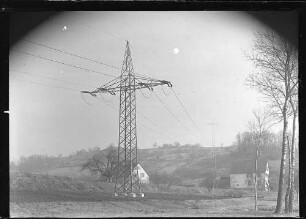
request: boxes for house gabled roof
[230,158,268,174]
[134,163,149,176]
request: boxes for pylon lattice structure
[81,41,172,196]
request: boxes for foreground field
[10,172,299,217]
[10,189,299,217]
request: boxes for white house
[230,158,269,191]
[133,163,149,184]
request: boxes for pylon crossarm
[134,75,172,87]
[81,75,171,96]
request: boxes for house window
[140,173,145,178]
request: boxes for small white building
[133,164,149,184]
[230,158,269,191]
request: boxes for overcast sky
[10,11,277,162]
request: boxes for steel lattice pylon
[81,41,172,196]
[115,41,139,195]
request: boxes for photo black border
[0,1,305,218]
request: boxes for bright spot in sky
[173,48,179,54]
[62,26,67,31]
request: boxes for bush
[199,178,216,191]
[199,170,217,191]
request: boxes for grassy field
[10,189,299,217]
[10,171,299,217]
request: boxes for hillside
[11,144,284,187]
[10,170,113,194]
[137,146,232,175]
[34,146,235,180]
[10,170,244,197]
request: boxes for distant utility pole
[82,41,172,197]
[206,120,220,191]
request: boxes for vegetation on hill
[81,145,117,182]
[10,131,286,189]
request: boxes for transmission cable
[97,93,113,103]
[80,92,94,105]
[134,77,153,98]
[16,76,178,141]
[162,84,171,95]
[19,40,168,82]
[14,78,80,92]
[138,121,177,142]
[136,110,180,140]
[152,90,190,132]
[15,78,174,140]
[95,97,177,141]
[22,39,120,70]
[171,88,201,131]
[11,50,117,78]
[10,69,97,89]
[96,93,178,140]
[139,88,152,98]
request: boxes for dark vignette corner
[0,11,10,219]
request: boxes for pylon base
[128,192,137,198]
[138,193,145,197]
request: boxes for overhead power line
[138,121,177,142]
[10,50,117,78]
[95,95,177,142]
[23,39,120,70]
[14,78,80,92]
[152,90,190,132]
[137,110,180,140]
[15,40,160,83]
[171,88,201,131]
[14,72,176,142]
[11,69,97,89]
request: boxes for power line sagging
[11,50,116,78]
[172,88,201,132]
[152,90,189,132]
[22,39,120,70]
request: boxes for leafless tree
[81,145,117,182]
[247,108,274,211]
[285,81,298,213]
[245,31,298,214]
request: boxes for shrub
[199,170,217,191]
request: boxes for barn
[230,158,269,190]
[133,163,150,184]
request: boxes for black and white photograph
[7,10,300,217]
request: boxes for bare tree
[81,145,117,182]
[285,81,298,213]
[247,108,274,211]
[246,31,298,214]
[285,135,291,213]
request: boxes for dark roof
[230,158,268,174]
